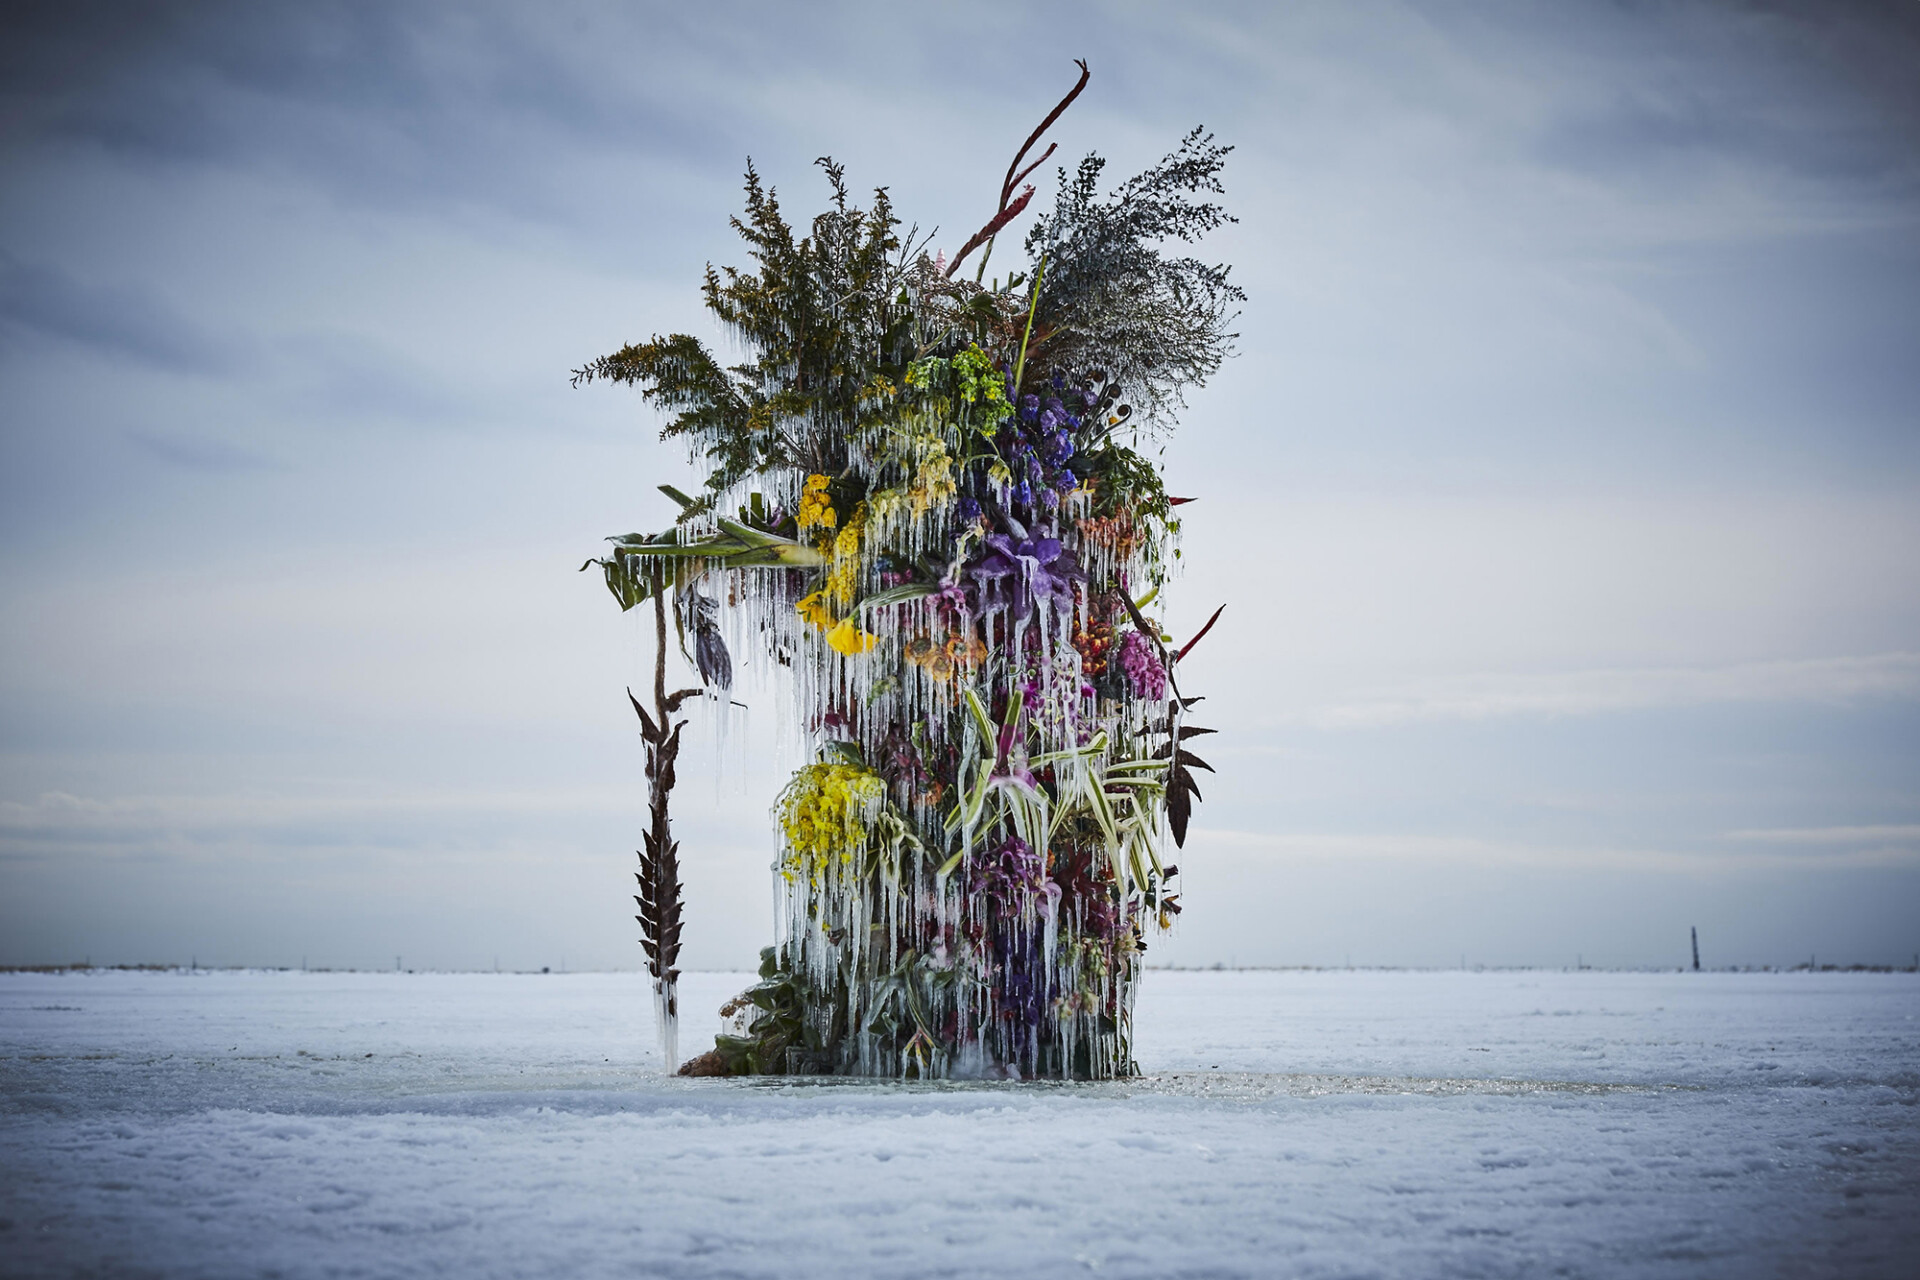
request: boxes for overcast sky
[3,0,1917,972]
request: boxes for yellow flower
[832,513,862,559]
[797,474,837,533]
[798,588,875,655]
[775,761,886,882]
[827,503,867,608]
[908,442,955,517]
[865,486,907,527]
[826,618,878,656]
[795,590,835,630]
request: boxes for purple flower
[966,533,1087,621]
[972,836,1046,906]
[1117,629,1167,700]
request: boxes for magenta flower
[1117,629,1166,700]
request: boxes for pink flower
[1117,629,1166,700]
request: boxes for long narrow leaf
[856,581,937,615]
[1175,604,1225,662]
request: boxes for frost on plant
[578,64,1229,1079]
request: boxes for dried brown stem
[1001,58,1090,207]
[945,59,1090,280]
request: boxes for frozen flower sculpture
[578,62,1238,1078]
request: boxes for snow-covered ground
[2,968,1915,1278]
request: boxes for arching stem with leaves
[628,559,701,1070]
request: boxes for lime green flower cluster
[905,344,1009,420]
[775,762,887,883]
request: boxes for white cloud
[0,787,635,830]
[1301,652,1920,728]
[1721,824,1920,845]
[1191,825,1920,872]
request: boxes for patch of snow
[2,969,1915,1277]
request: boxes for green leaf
[855,581,937,615]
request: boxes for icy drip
[653,976,679,1073]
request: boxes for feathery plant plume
[1021,128,1245,426]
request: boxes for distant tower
[1690,927,1701,972]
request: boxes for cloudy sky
[3,0,1917,972]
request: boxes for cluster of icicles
[685,372,1179,1080]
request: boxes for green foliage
[861,949,968,1076]
[713,947,841,1075]
[1079,440,1171,523]
[575,133,1243,520]
[901,343,1014,463]
[573,161,920,515]
[570,335,754,517]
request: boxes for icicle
[653,975,679,1073]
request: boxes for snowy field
[2,969,1916,1278]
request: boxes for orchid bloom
[966,533,1086,621]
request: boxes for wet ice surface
[2,970,1915,1278]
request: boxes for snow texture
[2,968,1915,1278]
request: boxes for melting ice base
[3,967,1916,1279]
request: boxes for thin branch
[652,565,669,715]
[945,59,1090,279]
[1001,58,1090,208]
[1006,143,1057,205]
[946,188,1035,284]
